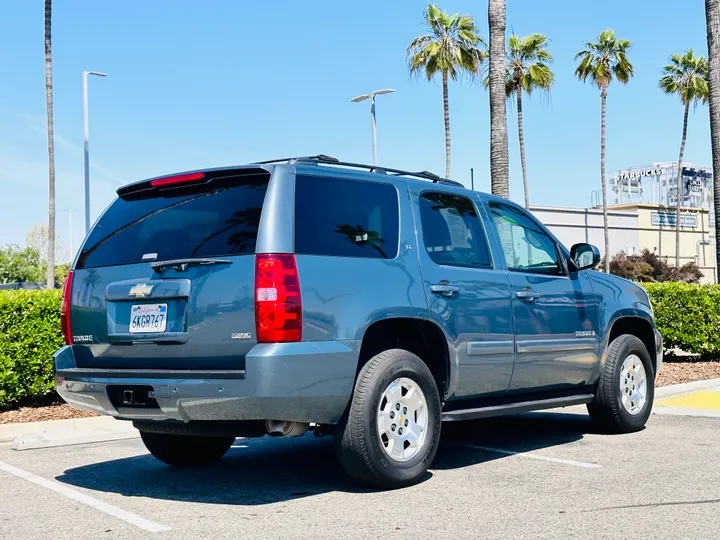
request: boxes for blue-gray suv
[54,155,663,489]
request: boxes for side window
[419,192,492,269]
[488,202,563,275]
[294,175,399,259]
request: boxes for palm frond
[574,49,591,61]
[505,71,516,98]
[504,32,554,95]
[537,49,552,62]
[658,48,709,104]
[406,4,485,84]
[406,35,433,55]
[575,29,634,89]
[574,53,593,80]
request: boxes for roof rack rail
[253,155,464,188]
[255,154,340,165]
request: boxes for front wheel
[140,431,235,466]
[334,348,442,489]
[588,334,655,433]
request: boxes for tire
[140,431,235,466]
[588,334,655,433]
[334,348,442,489]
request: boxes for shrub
[642,282,720,356]
[0,289,62,408]
[607,249,703,283]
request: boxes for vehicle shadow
[433,411,594,469]
[56,411,593,505]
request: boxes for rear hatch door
[70,167,270,371]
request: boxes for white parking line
[447,442,602,469]
[0,460,171,533]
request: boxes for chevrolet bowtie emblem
[129,283,153,298]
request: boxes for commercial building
[532,160,716,283]
[605,161,714,225]
[533,204,715,282]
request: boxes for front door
[485,200,600,392]
[411,186,515,399]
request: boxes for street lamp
[83,70,107,233]
[350,88,395,166]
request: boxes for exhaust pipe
[265,420,309,438]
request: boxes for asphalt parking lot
[1,410,719,540]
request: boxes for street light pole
[83,70,107,233]
[351,89,395,166]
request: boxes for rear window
[294,175,399,259]
[76,173,269,269]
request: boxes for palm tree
[707,0,720,283]
[506,33,554,208]
[407,4,485,179]
[488,0,509,198]
[44,0,56,288]
[659,49,709,269]
[575,29,634,273]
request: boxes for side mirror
[569,243,600,271]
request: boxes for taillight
[255,254,302,343]
[60,271,74,345]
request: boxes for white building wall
[530,206,639,259]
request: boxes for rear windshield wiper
[150,258,232,273]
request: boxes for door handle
[515,289,538,302]
[430,284,460,297]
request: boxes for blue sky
[0,1,712,255]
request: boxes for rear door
[70,168,271,371]
[410,185,515,399]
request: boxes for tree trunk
[675,100,690,268]
[706,0,720,283]
[517,88,529,208]
[488,0,509,198]
[600,87,610,273]
[442,71,451,179]
[45,0,56,289]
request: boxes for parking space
[2,412,719,540]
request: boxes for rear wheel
[588,334,654,433]
[334,348,442,489]
[140,431,235,466]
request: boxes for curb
[11,422,139,450]
[652,406,720,419]
[0,416,135,443]
[654,378,720,400]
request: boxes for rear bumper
[54,340,360,425]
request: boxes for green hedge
[642,283,720,357]
[0,290,63,408]
[1,283,719,408]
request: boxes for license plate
[129,304,167,333]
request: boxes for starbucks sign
[614,168,662,182]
